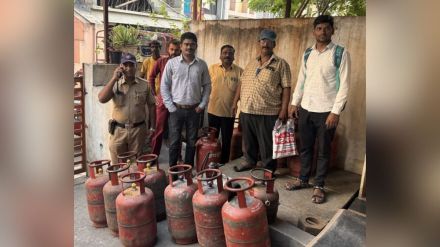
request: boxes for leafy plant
[109,25,141,50]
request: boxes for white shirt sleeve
[291,54,306,106]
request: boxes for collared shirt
[141,56,160,94]
[112,76,156,124]
[148,56,170,97]
[240,54,291,115]
[207,63,243,117]
[160,55,212,112]
[291,42,350,115]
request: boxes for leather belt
[115,120,145,129]
[174,103,199,109]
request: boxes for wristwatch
[149,128,155,132]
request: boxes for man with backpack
[286,15,351,204]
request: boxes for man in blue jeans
[160,32,211,168]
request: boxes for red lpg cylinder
[249,168,280,224]
[193,169,229,247]
[137,154,167,221]
[222,177,270,247]
[196,127,221,172]
[116,172,157,247]
[164,164,198,244]
[103,163,130,236]
[85,159,110,228]
[117,151,138,175]
[229,118,243,161]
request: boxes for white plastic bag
[272,118,298,159]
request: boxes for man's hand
[325,113,339,129]
[231,102,238,117]
[195,107,204,113]
[112,65,124,80]
[288,105,298,119]
[148,128,155,137]
[278,108,288,123]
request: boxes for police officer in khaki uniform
[98,53,156,165]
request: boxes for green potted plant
[109,25,141,62]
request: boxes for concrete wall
[74,15,97,73]
[84,64,116,162]
[191,17,365,174]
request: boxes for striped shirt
[240,54,291,115]
[291,42,350,115]
[160,55,212,112]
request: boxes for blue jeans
[168,108,201,167]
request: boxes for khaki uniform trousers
[109,124,147,165]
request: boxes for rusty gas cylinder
[164,164,198,244]
[229,118,243,161]
[85,159,110,228]
[117,151,137,175]
[137,154,167,221]
[116,172,157,247]
[196,127,221,172]
[222,177,270,247]
[103,163,129,236]
[193,169,229,247]
[249,168,279,224]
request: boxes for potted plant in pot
[109,25,141,63]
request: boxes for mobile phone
[117,65,124,78]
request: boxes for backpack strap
[303,47,313,69]
[334,45,344,91]
[301,47,313,90]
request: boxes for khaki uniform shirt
[112,77,156,124]
[240,54,291,115]
[207,63,243,117]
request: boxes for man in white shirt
[286,15,351,204]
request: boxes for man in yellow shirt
[140,40,161,91]
[207,45,243,164]
[140,40,161,152]
[232,29,291,173]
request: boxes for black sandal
[312,186,325,204]
[285,179,310,191]
[233,161,253,172]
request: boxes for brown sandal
[285,179,310,191]
[312,186,325,204]
[233,161,254,172]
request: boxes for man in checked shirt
[232,29,292,173]
[287,15,351,204]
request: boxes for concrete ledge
[348,197,366,216]
[307,209,366,247]
[269,219,314,247]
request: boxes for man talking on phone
[98,53,156,165]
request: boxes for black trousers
[298,107,336,187]
[208,113,235,164]
[168,108,201,167]
[240,112,278,172]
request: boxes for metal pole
[285,0,292,18]
[104,0,109,63]
[192,0,198,20]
